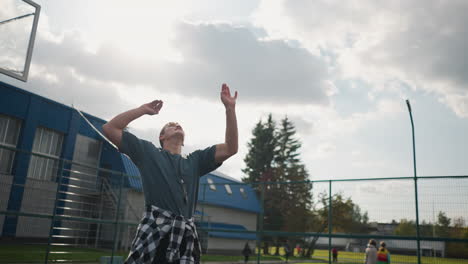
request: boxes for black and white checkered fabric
[125,205,201,264]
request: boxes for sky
[2,0,468,223]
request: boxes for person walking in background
[377,242,391,264]
[295,244,301,257]
[365,239,378,264]
[242,242,252,264]
[332,247,338,262]
[284,240,291,263]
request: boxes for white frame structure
[0,0,41,82]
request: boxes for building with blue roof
[0,80,260,254]
[197,171,260,253]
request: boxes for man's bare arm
[215,84,238,163]
[102,100,163,149]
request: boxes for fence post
[257,182,265,264]
[111,172,125,263]
[44,158,65,264]
[406,100,421,263]
[328,180,332,264]
[414,177,421,263]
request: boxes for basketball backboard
[0,0,40,82]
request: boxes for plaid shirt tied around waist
[125,205,201,264]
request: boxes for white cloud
[255,0,468,117]
[27,21,334,105]
[3,12,332,179]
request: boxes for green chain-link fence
[1,145,468,263]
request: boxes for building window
[240,187,248,199]
[70,134,102,190]
[224,184,232,195]
[73,134,101,166]
[0,115,22,174]
[207,178,216,191]
[27,127,64,181]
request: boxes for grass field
[309,249,468,264]
[0,245,292,263]
[1,245,467,263]
[260,248,468,264]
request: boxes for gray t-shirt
[120,131,222,218]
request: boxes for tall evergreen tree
[242,114,284,241]
[283,163,312,232]
[275,117,312,232]
[242,114,277,185]
[275,117,301,168]
[243,115,313,236]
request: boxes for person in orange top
[376,241,391,264]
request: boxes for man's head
[159,122,185,148]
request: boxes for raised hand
[140,100,163,115]
[220,83,238,109]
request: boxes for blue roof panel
[121,154,143,191]
[198,173,261,213]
